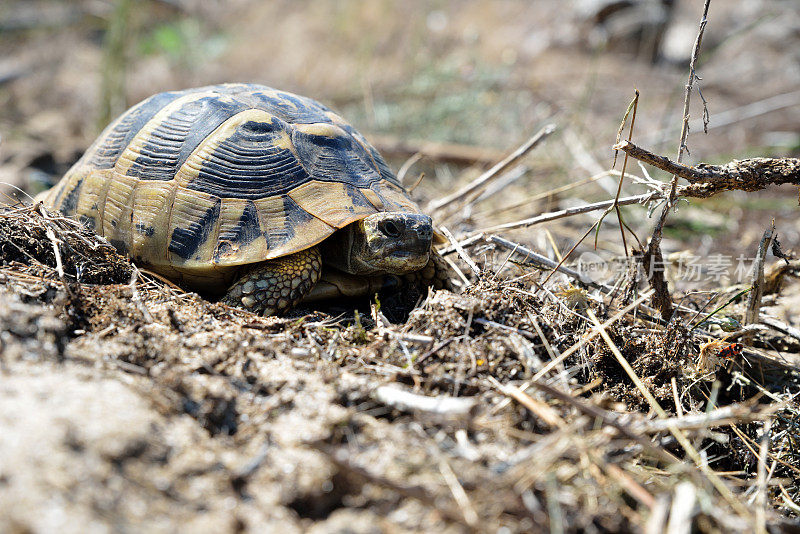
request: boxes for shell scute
[288,180,376,229]
[130,181,173,262]
[182,111,309,199]
[290,122,382,189]
[88,90,185,170]
[168,187,221,265]
[214,198,269,265]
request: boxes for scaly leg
[403,249,455,291]
[302,249,454,305]
[221,247,322,315]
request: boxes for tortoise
[37,83,448,315]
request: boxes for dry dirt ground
[2,199,799,533]
[2,1,800,532]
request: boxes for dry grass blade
[396,152,422,185]
[586,309,754,522]
[438,457,480,528]
[441,226,481,277]
[607,89,640,256]
[479,191,661,234]
[441,254,471,287]
[755,420,772,534]
[486,376,565,428]
[437,233,483,256]
[428,124,556,213]
[604,463,656,510]
[667,482,698,534]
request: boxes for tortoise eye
[379,220,402,238]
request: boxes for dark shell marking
[187,116,310,199]
[39,83,419,290]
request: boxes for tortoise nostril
[379,220,402,238]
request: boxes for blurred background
[1,0,799,271]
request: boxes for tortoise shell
[39,84,420,289]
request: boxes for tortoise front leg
[402,249,455,291]
[303,249,455,304]
[302,269,395,303]
[221,247,322,316]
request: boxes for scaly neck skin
[319,224,375,275]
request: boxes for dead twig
[640,0,711,320]
[467,146,800,239]
[614,140,800,198]
[478,191,662,234]
[759,317,800,343]
[487,235,592,285]
[441,226,481,278]
[486,376,565,429]
[744,223,775,330]
[428,124,556,212]
[373,384,477,417]
[631,403,777,434]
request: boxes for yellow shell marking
[214,198,270,266]
[253,195,335,260]
[101,173,138,243]
[75,169,114,230]
[130,181,174,262]
[370,181,421,214]
[113,91,217,176]
[167,186,220,267]
[288,180,376,229]
[359,188,385,210]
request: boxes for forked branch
[614,140,800,198]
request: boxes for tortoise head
[322,212,433,275]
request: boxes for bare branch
[613,140,710,182]
[642,0,712,320]
[615,140,800,197]
[428,124,556,212]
